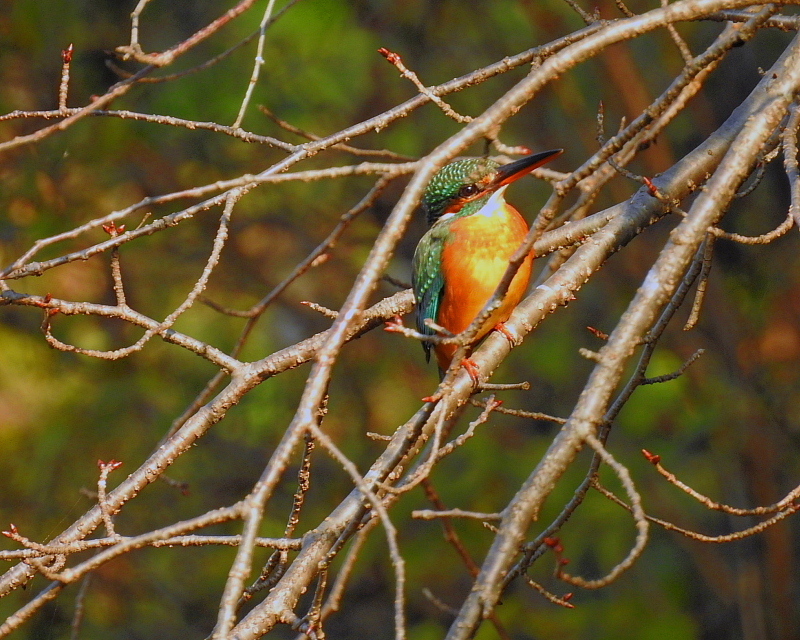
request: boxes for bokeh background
[1,1,799,638]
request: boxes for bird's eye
[458,184,479,198]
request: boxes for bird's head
[421,149,562,226]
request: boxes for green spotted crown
[422,157,500,226]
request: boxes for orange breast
[435,203,532,370]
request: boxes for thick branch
[445,28,800,640]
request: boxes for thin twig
[0,583,64,637]
[593,479,800,543]
[640,348,704,384]
[58,45,73,112]
[524,576,575,609]
[305,421,408,640]
[1,290,241,370]
[118,0,261,67]
[711,211,794,244]
[378,48,472,123]
[69,574,92,640]
[421,481,511,640]
[41,199,234,360]
[562,0,596,25]
[232,0,278,128]
[554,434,649,589]
[97,460,124,539]
[784,101,800,229]
[684,235,715,330]
[642,449,800,516]
[258,105,414,160]
[661,0,694,63]
[412,509,502,521]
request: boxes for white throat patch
[475,185,509,217]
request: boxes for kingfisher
[411,148,563,375]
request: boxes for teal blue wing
[412,227,446,363]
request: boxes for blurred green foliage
[1,1,799,638]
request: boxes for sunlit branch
[456,35,800,633]
[41,201,234,361]
[231,0,278,128]
[555,434,649,589]
[0,163,413,281]
[642,450,800,516]
[593,479,800,543]
[782,100,800,229]
[0,291,241,370]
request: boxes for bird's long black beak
[493,148,563,188]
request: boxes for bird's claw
[420,358,481,403]
[461,358,482,386]
[494,322,519,346]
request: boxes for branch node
[641,449,661,465]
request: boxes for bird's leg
[421,357,481,403]
[494,322,520,346]
[461,357,482,385]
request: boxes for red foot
[461,358,481,385]
[494,322,518,346]
[420,358,481,402]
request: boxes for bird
[411,148,563,376]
